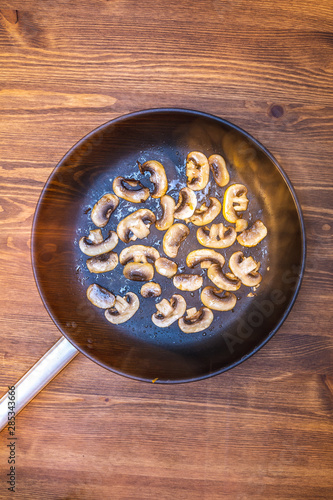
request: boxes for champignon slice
[229,251,262,287]
[163,223,190,258]
[178,307,214,333]
[155,257,178,278]
[235,219,248,232]
[186,249,225,270]
[117,209,156,243]
[197,223,236,248]
[79,230,118,256]
[87,228,103,243]
[174,187,197,220]
[186,151,210,190]
[139,160,168,198]
[123,262,154,281]
[105,292,139,324]
[201,286,237,311]
[208,154,230,187]
[86,251,118,273]
[86,284,115,308]
[155,195,176,231]
[91,193,119,228]
[119,245,160,265]
[190,197,221,226]
[173,274,203,291]
[140,282,162,298]
[207,264,241,291]
[113,177,150,203]
[237,220,267,247]
[223,184,249,223]
[151,294,187,328]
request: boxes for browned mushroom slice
[119,245,160,265]
[117,209,156,243]
[237,220,267,247]
[113,177,150,203]
[197,223,236,248]
[79,230,118,256]
[186,151,210,190]
[223,184,249,223]
[155,257,178,278]
[86,251,118,273]
[140,282,162,298]
[86,284,115,308]
[207,264,241,291]
[163,223,190,258]
[190,197,221,226]
[229,251,262,287]
[186,249,225,270]
[178,307,214,333]
[152,294,187,328]
[174,187,197,220]
[235,219,248,232]
[155,195,176,231]
[173,274,203,291]
[139,160,168,198]
[123,262,154,281]
[91,193,119,228]
[105,292,139,324]
[201,286,237,311]
[208,154,230,187]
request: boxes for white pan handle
[0,336,78,432]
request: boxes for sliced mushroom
[152,294,187,328]
[197,223,236,248]
[223,184,249,223]
[155,195,176,231]
[207,264,241,291]
[201,286,237,311]
[91,193,119,228]
[123,262,154,281]
[79,230,118,256]
[119,245,160,265]
[190,197,221,226]
[140,282,162,298]
[178,307,214,333]
[113,177,150,203]
[208,154,230,187]
[86,284,115,308]
[186,249,225,270]
[174,187,197,220]
[86,251,119,273]
[186,151,210,191]
[237,220,267,247]
[229,251,262,287]
[105,292,139,324]
[117,209,156,243]
[173,274,203,291]
[155,257,178,278]
[235,219,248,232]
[163,223,190,258]
[139,160,168,198]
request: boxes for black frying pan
[31,108,305,383]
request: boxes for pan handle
[0,337,78,432]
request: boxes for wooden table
[0,1,332,498]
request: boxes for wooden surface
[0,1,332,499]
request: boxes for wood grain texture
[0,0,332,498]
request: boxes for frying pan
[0,108,305,430]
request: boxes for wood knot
[270,104,284,118]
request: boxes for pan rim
[31,107,306,384]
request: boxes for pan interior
[32,109,305,382]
